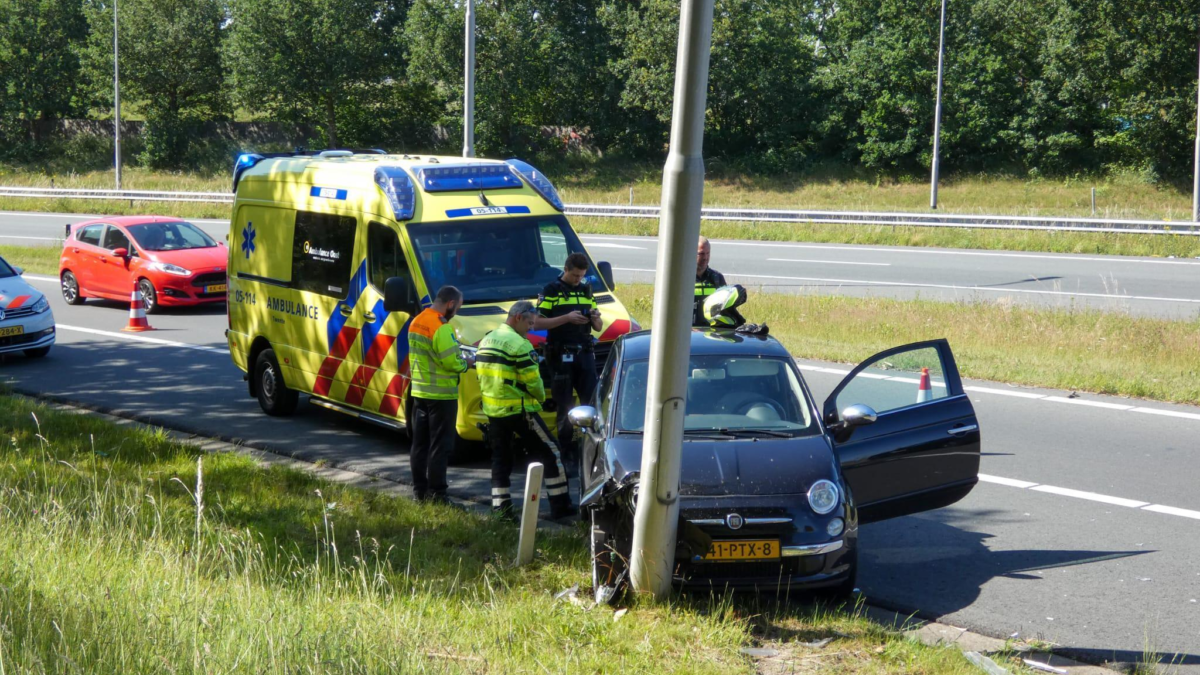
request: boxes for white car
[0,256,55,358]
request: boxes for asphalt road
[5,210,1200,319]
[2,273,1198,671]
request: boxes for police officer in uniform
[693,236,742,327]
[406,285,470,504]
[535,253,602,477]
[476,301,573,521]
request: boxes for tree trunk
[326,98,338,149]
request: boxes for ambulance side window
[368,221,413,293]
[292,210,356,297]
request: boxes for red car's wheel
[138,278,159,314]
[61,271,84,305]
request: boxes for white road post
[515,462,543,566]
[1192,27,1199,223]
[112,0,122,190]
[629,0,715,600]
[930,0,947,210]
[463,0,476,159]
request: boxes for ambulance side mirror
[384,276,418,315]
[597,261,615,290]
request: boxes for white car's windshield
[406,215,606,304]
[615,355,818,436]
[0,257,15,279]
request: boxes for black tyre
[138,278,159,315]
[24,346,51,358]
[254,348,299,416]
[61,271,83,305]
[590,508,631,605]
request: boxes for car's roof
[617,328,793,360]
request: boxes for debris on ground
[740,647,780,658]
[964,651,1009,675]
[797,637,834,649]
[1022,658,1069,674]
[612,608,628,622]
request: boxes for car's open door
[822,339,980,525]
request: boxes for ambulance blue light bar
[231,153,265,193]
[413,163,523,192]
[375,166,417,221]
[505,159,564,211]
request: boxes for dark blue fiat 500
[569,329,981,602]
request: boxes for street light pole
[930,0,947,210]
[463,0,476,158]
[1192,27,1199,222]
[628,0,715,600]
[113,0,122,189]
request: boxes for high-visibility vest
[476,323,544,417]
[693,267,726,326]
[407,308,467,400]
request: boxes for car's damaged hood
[606,434,837,496]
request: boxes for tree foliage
[0,0,88,145]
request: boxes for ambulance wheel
[255,348,298,416]
[138,278,159,315]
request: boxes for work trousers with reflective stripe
[487,412,571,516]
[549,349,596,478]
[410,398,458,499]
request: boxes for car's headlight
[151,262,192,277]
[807,480,840,515]
[32,297,49,314]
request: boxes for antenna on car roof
[478,190,490,206]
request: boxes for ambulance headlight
[506,159,564,211]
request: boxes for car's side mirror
[568,405,599,431]
[111,247,129,258]
[383,276,417,314]
[842,404,878,428]
[597,261,615,290]
[13,266,24,276]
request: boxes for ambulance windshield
[407,215,606,304]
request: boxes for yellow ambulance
[225,150,639,447]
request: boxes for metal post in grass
[112,0,122,190]
[1091,188,1096,217]
[463,0,476,159]
[1192,27,1199,222]
[629,0,714,601]
[516,462,543,566]
[930,0,947,210]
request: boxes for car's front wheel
[138,278,159,314]
[590,508,631,605]
[254,348,299,416]
[61,271,83,305]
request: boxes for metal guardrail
[3,185,1198,235]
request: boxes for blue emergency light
[413,163,524,192]
[231,153,265,193]
[505,159,565,211]
[375,166,417,221]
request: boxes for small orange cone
[122,285,154,332]
[916,367,932,403]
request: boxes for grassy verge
[0,245,61,275]
[0,394,1006,674]
[621,284,1200,406]
[3,163,1199,257]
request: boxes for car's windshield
[0,257,15,279]
[406,215,605,304]
[126,221,216,251]
[615,355,818,435]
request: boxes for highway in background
[4,210,1200,318]
[2,270,1198,670]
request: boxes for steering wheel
[718,391,787,418]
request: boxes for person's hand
[565,311,590,325]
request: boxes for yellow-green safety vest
[407,308,468,400]
[476,323,545,417]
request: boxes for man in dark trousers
[406,285,470,504]
[476,301,573,521]
[535,253,602,478]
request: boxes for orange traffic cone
[122,285,154,332]
[916,367,931,403]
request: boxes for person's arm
[533,313,586,329]
[432,324,468,373]
[516,349,546,402]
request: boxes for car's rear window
[615,355,818,435]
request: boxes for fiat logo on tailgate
[725,513,744,530]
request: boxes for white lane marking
[1043,396,1134,411]
[57,324,226,354]
[610,267,1200,305]
[585,242,645,250]
[1141,504,1200,520]
[978,474,1039,489]
[768,258,890,267]
[0,235,59,241]
[963,385,1046,399]
[1128,407,1200,422]
[586,235,1200,266]
[25,274,59,283]
[982,474,1200,519]
[1029,484,1150,508]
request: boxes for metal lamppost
[930,0,947,210]
[1192,27,1199,222]
[629,0,715,600]
[463,0,476,158]
[113,0,122,189]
